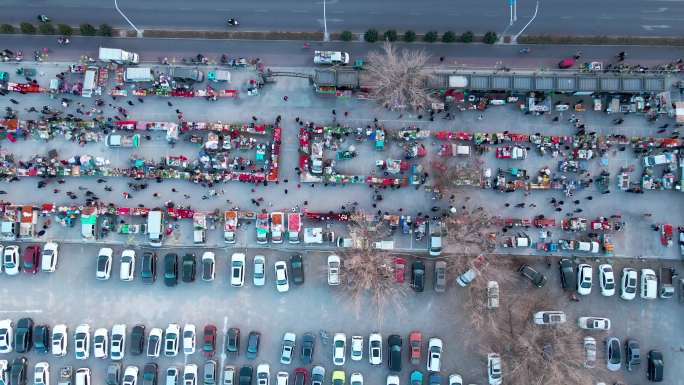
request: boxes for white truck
[105,133,141,148]
[313,50,350,65]
[192,212,207,244]
[98,47,139,64]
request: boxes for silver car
[606,337,621,371]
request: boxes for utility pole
[114,0,142,37]
[323,0,330,42]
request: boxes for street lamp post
[114,0,142,37]
[323,0,330,42]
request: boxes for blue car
[429,373,442,384]
[410,370,423,385]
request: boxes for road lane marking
[220,316,227,384]
[642,24,672,30]
[0,309,43,313]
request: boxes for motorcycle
[519,47,530,54]
[227,18,239,27]
[57,37,70,45]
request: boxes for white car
[0,319,12,353]
[327,255,341,286]
[350,335,363,361]
[110,324,126,361]
[34,362,49,385]
[274,261,289,293]
[427,338,443,372]
[147,327,163,358]
[0,360,7,385]
[276,371,288,385]
[201,252,216,282]
[583,336,597,368]
[368,333,382,365]
[577,264,593,295]
[448,374,463,385]
[620,268,638,300]
[3,245,20,275]
[96,247,113,280]
[182,324,196,355]
[75,368,91,385]
[578,317,611,331]
[640,268,658,299]
[598,264,616,296]
[350,372,363,385]
[120,249,136,281]
[41,242,59,272]
[256,364,270,385]
[280,332,296,365]
[253,255,266,286]
[183,364,197,385]
[164,323,180,356]
[386,375,400,385]
[123,365,139,385]
[51,324,67,357]
[230,253,245,287]
[93,328,109,358]
[74,324,91,360]
[487,353,502,385]
[333,333,346,366]
[533,311,567,325]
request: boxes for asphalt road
[3,0,684,36]
[2,35,684,70]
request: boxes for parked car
[558,258,576,290]
[327,255,341,285]
[165,367,178,385]
[333,333,346,366]
[487,353,502,385]
[0,320,11,354]
[293,368,307,385]
[448,374,463,385]
[120,249,136,281]
[222,365,235,385]
[410,371,423,385]
[164,253,179,287]
[625,339,641,371]
[131,324,146,356]
[33,325,49,354]
[21,245,40,274]
[487,281,500,309]
[577,317,611,331]
[301,333,315,364]
[517,264,547,287]
[96,247,113,280]
[409,331,422,365]
[225,328,240,356]
[349,372,362,385]
[647,350,664,382]
[276,371,288,385]
[203,360,217,385]
[106,363,122,385]
[94,327,109,358]
[350,335,363,362]
[620,268,638,300]
[331,370,345,385]
[386,375,400,385]
[14,317,33,354]
[290,254,304,285]
[238,366,252,385]
[427,338,442,372]
[311,366,324,385]
[456,268,477,287]
[201,252,216,282]
[184,364,198,385]
[411,261,425,292]
[369,332,383,365]
[203,325,217,358]
[533,311,566,325]
[110,324,127,361]
[3,246,20,275]
[274,261,289,293]
[123,366,139,385]
[143,363,158,385]
[388,334,403,372]
[394,257,406,283]
[141,251,157,284]
[606,337,622,371]
[164,324,180,357]
[33,362,49,385]
[147,328,163,358]
[583,336,596,368]
[182,253,197,283]
[75,368,91,385]
[280,332,296,365]
[231,253,245,287]
[9,357,27,385]
[434,261,447,292]
[599,264,616,296]
[641,268,658,299]
[253,255,265,286]
[40,242,59,272]
[246,332,260,359]
[255,364,268,385]
[51,324,67,357]
[183,324,196,356]
[577,264,593,295]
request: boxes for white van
[640,268,657,299]
[81,70,96,98]
[75,368,91,385]
[147,210,164,247]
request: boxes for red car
[661,224,673,247]
[22,245,40,274]
[202,324,217,358]
[409,331,422,364]
[394,257,406,283]
[293,368,307,385]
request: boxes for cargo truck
[98,47,139,64]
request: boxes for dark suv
[9,357,27,385]
[558,258,576,291]
[14,318,33,353]
[182,253,196,283]
[164,253,178,287]
[142,363,158,385]
[131,324,146,356]
[647,350,664,382]
[225,327,240,356]
[141,252,157,284]
[625,339,641,371]
[411,261,425,292]
[290,254,304,285]
[388,334,403,372]
[33,325,50,354]
[518,264,547,288]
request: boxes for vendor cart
[661,224,673,247]
[223,210,238,244]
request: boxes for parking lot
[1,243,683,384]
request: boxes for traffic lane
[0,244,480,383]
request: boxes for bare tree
[363,42,437,111]
[442,207,497,256]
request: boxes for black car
[9,357,27,385]
[388,334,403,372]
[411,261,425,292]
[131,324,146,356]
[14,318,33,353]
[238,366,253,385]
[106,363,122,385]
[246,331,260,359]
[518,264,547,288]
[142,363,158,385]
[33,325,50,354]
[203,360,217,385]
[625,339,641,371]
[301,333,315,364]
[225,327,240,356]
[647,350,664,382]
[289,254,304,285]
[182,253,197,283]
[164,253,178,287]
[558,258,576,291]
[141,252,157,284]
